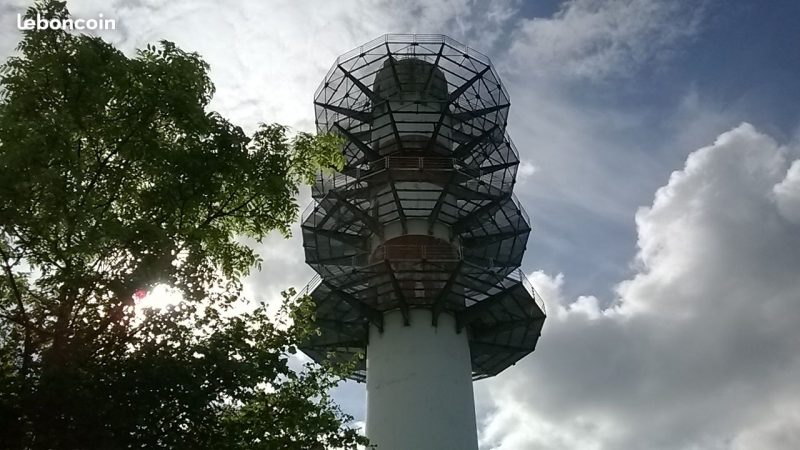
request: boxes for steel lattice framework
[298,34,546,381]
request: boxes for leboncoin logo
[17,13,116,31]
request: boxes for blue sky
[508,0,800,301]
[2,1,800,449]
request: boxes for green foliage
[0,2,360,449]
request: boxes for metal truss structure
[298,34,546,381]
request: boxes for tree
[0,2,365,448]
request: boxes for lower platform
[298,266,546,381]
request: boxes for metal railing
[329,155,517,183]
[313,172,361,196]
[303,177,530,228]
[334,34,491,68]
[508,269,546,314]
[384,156,454,170]
[300,201,318,225]
[314,34,505,104]
[292,273,323,302]
[313,156,458,195]
[371,243,461,262]
[511,193,531,225]
[295,264,545,316]
[463,178,514,195]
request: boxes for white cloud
[507,0,707,79]
[517,160,538,183]
[477,123,800,449]
[1,0,516,131]
[774,160,800,224]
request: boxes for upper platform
[313,35,513,177]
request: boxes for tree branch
[0,243,27,322]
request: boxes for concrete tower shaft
[365,58,475,449]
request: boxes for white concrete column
[366,309,478,450]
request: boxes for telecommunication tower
[297,35,546,450]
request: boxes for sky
[2,0,800,448]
